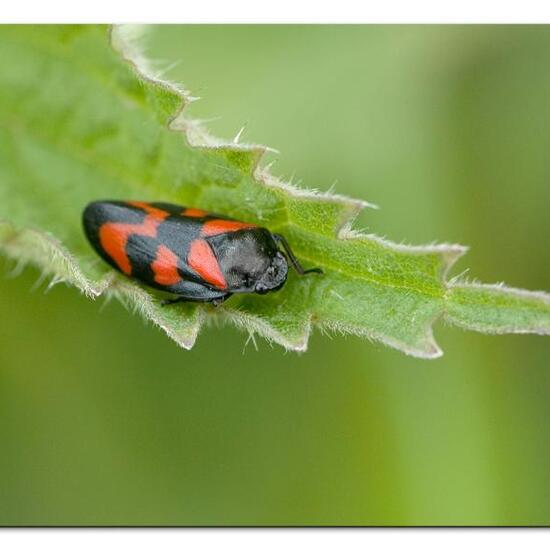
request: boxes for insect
[82,200,322,305]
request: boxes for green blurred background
[1,25,550,525]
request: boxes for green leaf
[0,24,549,359]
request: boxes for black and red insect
[82,200,322,305]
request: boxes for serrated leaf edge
[110,25,473,358]
[2,25,549,358]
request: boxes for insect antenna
[273,234,323,275]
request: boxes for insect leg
[273,234,323,275]
[161,280,232,305]
[161,295,231,306]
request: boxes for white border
[1,528,550,549]
[2,0,550,23]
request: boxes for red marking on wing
[201,219,256,236]
[182,208,208,218]
[99,203,169,275]
[127,201,169,220]
[151,245,181,286]
[187,239,227,289]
